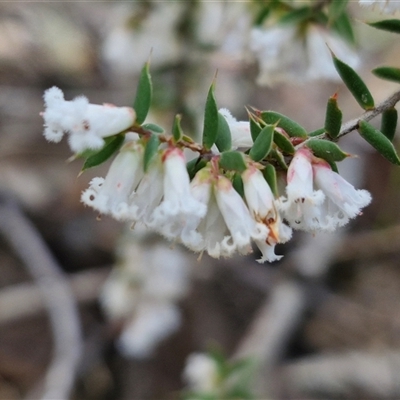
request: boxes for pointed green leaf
[327,160,339,173]
[306,139,349,163]
[202,82,219,150]
[332,53,374,110]
[172,114,183,143]
[308,128,326,137]
[249,124,274,161]
[82,134,125,171]
[219,151,247,173]
[324,94,342,139]
[273,130,295,154]
[215,111,232,152]
[133,62,152,124]
[143,134,160,172]
[261,111,308,138]
[232,173,244,197]
[270,148,288,170]
[187,157,207,180]
[279,7,312,25]
[358,119,400,165]
[381,107,398,141]
[368,19,400,34]
[328,0,349,24]
[372,66,400,83]
[332,11,355,44]
[250,116,262,142]
[262,164,278,197]
[254,5,270,26]
[142,123,164,134]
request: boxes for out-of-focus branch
[281,350,400,398]
[232,231,343,397]
[0,268,109,325]
[0,193,83,400]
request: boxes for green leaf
[279,7,312,25]
[327,159,339,173]
[249,124,274,161]
[202,82,219,150]
[273,130,295,154]
[381,107,398,141]
[250,116,262,142]
[332,53,374,110]
[143,134,160,172]
[368,19,400,34]
[261,111,308,138]
[332,11,355,44]
[142,123,164,134]
[172,114,183,143]
[308,128,326,137]
[186,157,207,180]
[262,164,278,197]
[232,173,244,197]
[324,94,342,139]
[219,151,247,173]
[372,66,400,83]
[270,148,288,170]
[133,62,152,124]
[358,119,400,165]
[254,5,270,26]
[306,139,349,163]
[328,0,349,24]
[82,134,125,171]
[215,112,232,152]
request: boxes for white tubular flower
[81,142,144,220]
[150,148,207,239]
[219,108,253,149]
[313,159,372,229]
[42,86,135,153]
[242,166,292,262]
[183,353,219,393]
[198,194,238,258]
[188,169,236,258]
[280,148,325,232]
[181,167,213,252]
[128,158,164,225]
[215,175,268,250]
[250,24,359,86]
[359,0,400,13]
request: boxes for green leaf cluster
[182,348,255,400]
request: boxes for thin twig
[0,193,83,400]
[281,350,400,398]
[0,268,109,325]
[338,89,400,138]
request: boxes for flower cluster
[280,148,372,232]
[42,89,372,263]
[250,23,359,86]
[359,0,400,13]
[101,227,190,358]
[80,139,291,263]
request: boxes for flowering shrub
[41,0,400,267]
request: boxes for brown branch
[0,193,83,400]
[338,89,400,138]
[0,268,109,325]
[281,350,400,398]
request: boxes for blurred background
[1,1,400,399]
